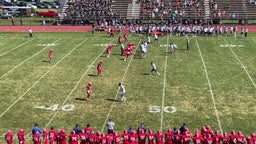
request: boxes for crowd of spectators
[64,0,114,25]
[4,123,256,144]
[138,0,205,21]
[248,0,256,5]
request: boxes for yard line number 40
[33,104,75,111]
[149,106,176,113]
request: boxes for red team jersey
[69,133,79,144]
[147,133,155,144]
[17,131,26,144]
[49,129,57,143]
[138,133,147,144]
[32,133,41,144]
[79,132,87,144]
[43,130,49,144]
[5,131,13,144]
[121,132,130,144]
[155,133,164,144]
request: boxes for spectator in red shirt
[17,128,26,144]
[5,130,13,144]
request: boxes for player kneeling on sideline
[118,83,126,102]
[170,42,178,55]
[151,62,160,75]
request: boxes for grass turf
[0,32,256,143]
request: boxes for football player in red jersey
[79,129,87,144]
[17,128,26,144]
[165,128,173,144]
[121,130,129,144]
[5,130,13,144]
[86,82,92,101]
[147,129,155,144]
[49,48,53,63]
[32,131,41,144]
[124,33,128,42]
[138,129,146,144]
[113,132,121,144]
[49,127,57,144]
[43,129,49,144]
[155,130,164,144]
[69,130,79,144]
[97,60,103,76]
[106,44,114,58]
[193,131,203,144]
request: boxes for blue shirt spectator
[32,123,42,135]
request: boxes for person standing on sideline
[151,62,160,75]
[11,16,15,26]
[107,119,115,134]
[118,83,126,102]
[28,28,33,38]
[245,27,248,38]
[49,49,53,63]
[32,123,42,135]
[186,37,190,50]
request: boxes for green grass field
[0,32,256,143]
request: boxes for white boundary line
[0,39,87,119]
[100,39,141,132]
[196,39,223,134]
[0,39,34,57]
[224,39,256,88]
[160,35,169,131]
[44,38,115,128]
[0,39,61,79]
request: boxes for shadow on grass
[105,98,120,102]
[42,60,50,63]
[75,98,87,101]
[143,73,150,75]
[88,74,98,77]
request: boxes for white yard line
[100,39,141,132]
[160,35,169,131]
[0,39,61,79]
[0,39,34,57]
[0,39,87,119]
[196,39,223,134]
[224,39,256,88]
[44,38,115,128]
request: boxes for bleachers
[111,0,133,18]
[213,0,256,20]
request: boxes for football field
[0,32,256,143]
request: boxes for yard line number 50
[148,106,176,113]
